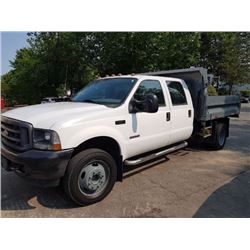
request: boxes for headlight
[33,129,62,151]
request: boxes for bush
[207,85,218,96]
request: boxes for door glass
[166,81,187,105]
[134,80,165,106]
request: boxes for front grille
[1,116,33,152]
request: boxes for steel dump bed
[144,67,241,121]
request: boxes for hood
[2,102,111,129]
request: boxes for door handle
[188,110,192,117]
[166,112,171,121]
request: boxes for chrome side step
[124,141,188,166]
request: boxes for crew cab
[1,68,241,205]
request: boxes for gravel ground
[1,104,250,217]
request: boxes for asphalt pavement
[1,104,250,217]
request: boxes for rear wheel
[63,148,117,205]
[211,122,227,150]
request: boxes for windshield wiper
[81,99,101,104]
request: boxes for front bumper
[1,145,73,187]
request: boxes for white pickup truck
[1,68,240,205]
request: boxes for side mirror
[129,94,159,113]
[145,94,159,113]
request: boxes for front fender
[58,125,126,156]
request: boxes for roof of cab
[99,74,183,82]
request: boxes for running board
[124,141,188,166]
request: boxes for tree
[199,32,249,94]
[1,32,249,105]
[238,32,250,83]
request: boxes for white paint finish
[124,107,171,158]
[2,75,194,160]
[3,102,111,129]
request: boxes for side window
[134,80,165,106]
[166,81,187,105]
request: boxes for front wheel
[63,148,117,205]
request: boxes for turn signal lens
[53,143,62,151]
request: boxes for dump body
[144,67,241,122]
[203,95,240,121]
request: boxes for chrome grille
[1,117,32,152]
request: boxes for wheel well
[72,136,123,181]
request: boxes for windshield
[72,78,138,107]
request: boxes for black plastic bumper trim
[1,146,73,186]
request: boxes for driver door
[125,79,171,158]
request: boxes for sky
[1,32,28,75]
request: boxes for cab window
[134,80,165,106]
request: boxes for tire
[63,148,117,205]
[211,122,227,150]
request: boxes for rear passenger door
[166,81,193,144]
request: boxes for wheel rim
[218,126,226,146]
[78,161,110,197]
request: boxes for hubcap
[78,161,109,196]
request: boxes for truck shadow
[193,169,250,218]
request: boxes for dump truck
[1,67,240,205]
